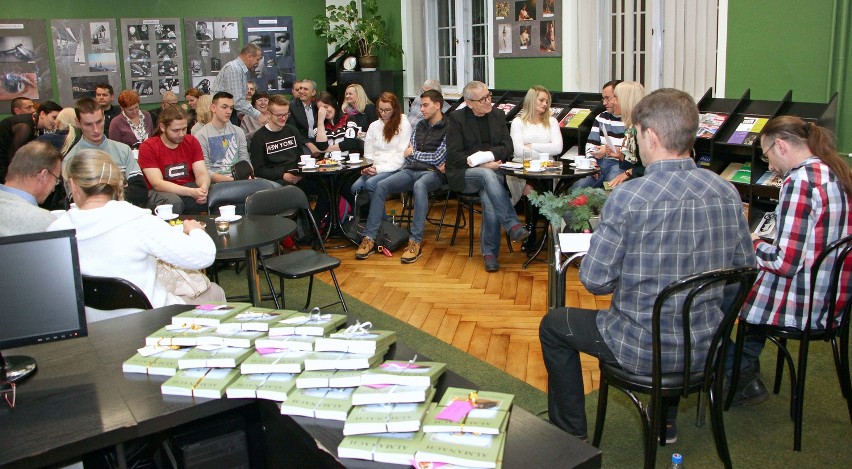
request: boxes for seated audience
[96,83,121,132]
[49,149,223,308]
[184,87,203,129]
[240,91,271,141]
[0,100,62,183]
[351,92,412,197]
[0,141,61,235]
[148,91,179,128]
[571,80,626,190]
[314,91,363,156]
[341,83,377,140]
[289,79,319,142]
[191,94,214,135]
[407,79,450,126]
[10,96,35,115]
[109,90,154,150]
[37,107,79,156]
[607,81,647,188]
[196,92,251,183]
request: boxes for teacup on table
[528,160,543,171]
[155,204,174,219]
[348,153,361,163]
[219,205,236,219]
[575,157,594,170]
[303,157,317,168]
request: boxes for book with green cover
[351,384,433,406]
[315,329,397,355]
[145,324,218,347]
[177,345,254,369]
[296,369,364,389]
[437,387,514,410]
[361,360,447,387]
[338,432,425,466]
[239,350,309,374]
[344,390,436,435]
[216,308,301,332]
[421,405,509,435]
[161,367,241,398]
[415,431,506,469]
[170,303,250,327]
[225,373,296,399]
[559,108,591,128]
[304,348,388,371]
[279,387,355,421]
[729,162,752,184]
[254,373,300,401]
[255,335,317,352]
[196,330,267,348]
[337,434,380,461]
[268,312,347,337]
[123,347,192,376]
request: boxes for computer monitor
[0,229,87,384]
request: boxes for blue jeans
[570,157,625,190]
[351,172,394,196]
[364,169,444,243]
[462,167,520,257]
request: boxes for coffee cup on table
[349,153,361,163]
[575,157,593,169]
[300,154,312,165]
[528,159,543,171]
[330,150,343,160]
[219,205,236,219]
[303,157,317,168]
[155,204,174,219]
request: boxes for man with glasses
[572,79,626,189]
[148,90,180,128]
[195,92,251,183]
[446,80,529,272]
[0,141,61,235]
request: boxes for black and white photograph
[189,59,202,76]
[247,34,271,49]
[277,69,295,91]
[195,21,213,41]
[157,60,178,76]
[219,40,230,54]
[199,42,211,57]
[128,43,150,60]
[155,24,177,41]
[275,32,291,58]
[0,37,35,63]
[129,61,151,77]
[71,75,107,99]
[88,52,117,72]
[191,76,213,94]
[157,42,178,60]
[89,22,111,50]
[210,57,222,72]
[215,22,238,39]
[159,77,179,94]
[126,24,149,41]
[53,28,80,60]
[132,79,153,96]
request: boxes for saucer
[346,160,363,165]
[524,168,546,173]
[158,214,179,221]
[569,163,596,170]
[215,215,242,222]
[319,163,341,167]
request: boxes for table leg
[547,225,565,309]
[245,248,261,306]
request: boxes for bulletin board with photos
[494,0,561,58]
[50,19,122,107]
[119,18,186,105]
[183,17,239,97]
[241,16,295,95]
[0,19,54,114]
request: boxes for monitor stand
[1,351,37,383]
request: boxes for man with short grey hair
[212,44,267,127]
[289,79,319,142]
[0,141,61,235]
[148,90,179,127]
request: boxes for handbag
[156,261,211,299]
[231,160,254,180]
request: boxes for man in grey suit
[288,79,321,154]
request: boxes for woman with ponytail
[728,116,852,404]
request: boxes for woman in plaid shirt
[730,116,852,405]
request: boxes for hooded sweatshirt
[48,200,216,308]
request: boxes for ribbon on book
[280,307,332,325]
[331,321,373,338]
[190,368,214,393]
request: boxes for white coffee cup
[219,205,237,219]
[300,154,313,165]
[528,159,543,171]
[349,153,361,163]
[303,157,317,168]
[155,204,174,219]
[330,150,343,160]
[575,157,593,169]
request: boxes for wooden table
[0,306,601,468]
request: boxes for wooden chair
[82,275,153,310]
[592,266,758,469]
[726,234,852,451]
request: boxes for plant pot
[358,55,378,71]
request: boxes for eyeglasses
[760,140,777,163]
[272,112,290,119]
[602,95,615,103]
[47,169,61,186]
[378,108,394,114]
[472,93,493,104]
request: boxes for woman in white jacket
[351,92,413,197]
[49,149,223,314]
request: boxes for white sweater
[364,119,413,173]
[48,200,216,308]
[510,117,563,160]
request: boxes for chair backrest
[245,185,325,251]
[807,233,852,335]
[207,179,280,215]
[650,266,758,397]
[82,275,153,310]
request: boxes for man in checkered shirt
[539,88,755,441]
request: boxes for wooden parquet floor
[316,198,611,395]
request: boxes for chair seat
[601,362,706,394]
[741,321,838,341]
[264,249,342,278]
[215,243,277,261]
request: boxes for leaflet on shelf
[727,117,768,145]
[696,112,728,139]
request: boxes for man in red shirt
[138,106,210,214]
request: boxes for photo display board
[494,0,561,58]
[119,18,185,104]
[0,19,54,113]
[183,17,239,95]
[241,16,295,95]
[51,19,121,106]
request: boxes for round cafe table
[196,214,296,306]
[298,159,372,245]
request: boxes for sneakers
[508,224,531,242]
[355,237,375,260]
[401,241,422,264]
[664,405,678,444]
[729,375,770,406]
[483,255,500,272]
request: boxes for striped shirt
[580,158,755,374]
[211,58,260,120]
[742,157,852,330]
[585,111,625,158]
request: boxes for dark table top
[505,160,600,182]
[298,159,372,176]
[199,214,296,254]
[0,306,600,469]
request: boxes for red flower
[571,194,588,206]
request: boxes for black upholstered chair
[82,275,153,310]
[245,186,348,312]
[207,178,280,216]
[726,234,852,451]
[592,266,758,469]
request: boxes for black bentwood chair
[82,275,153,310]
[449,192,514,257]
[245,186,348,312]
[592,266,758,469]
[726,234,852,451]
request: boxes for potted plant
[313,0,403,71]
[528,188,608,232]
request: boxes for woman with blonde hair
[608,81,646,187]
[38,107,79,156]
[48,149,223,314]
[184,87,203,129]
[191,94,214,135]
[341,83,377,139]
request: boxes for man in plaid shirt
[540,88,755,441]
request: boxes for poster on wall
[120,18,185,105]
[241,16,295,95]
[0,19,54,114]
[184,17,239,96]
[494,0,561,58]
[51,19,122,107]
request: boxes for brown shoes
[401,241,422,264]
[355,237,375,260]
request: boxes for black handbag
[231,160,254,180]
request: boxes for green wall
[0,1,327,118]
[494,57,562,91]
[726,0,850,152]
[374,0,404,96]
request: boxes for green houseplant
[528,188,608,232]
[313,0,403,70]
